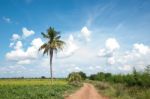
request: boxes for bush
[41,76,46,79]
[78,71,87,80]
[67,72,82,85]
[95,82,110,90]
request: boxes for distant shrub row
[89,65,150,87]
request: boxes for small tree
[68,72,82,85]
[78,71,87,80]
[41,76,46,79]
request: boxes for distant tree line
[67,65,150,87]
[89,65,150,87]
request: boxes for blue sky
[0,0,150,78]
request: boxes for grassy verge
[0,79,80,99]
[87,80,150,99]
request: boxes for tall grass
[89,80,150,99]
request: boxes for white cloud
[11,34,20,41]
[26,38,44,58]
[97,39,147,69]
[81,26,91,42]
[118,65,132,72]
[113,43,150,72]
[14,41,23,50]
[0,65,26,75]
[9,43,14,48]
[6,38,44,63]
[31,38,44,48]
[98,38,120,65]
[108,57,115,65]
[22,27,35,38]
[65,64,82,73]
[98,38,120,57]
[118,43,150,64]
[57,34,78,58]
[105,38,120,51]
[17,60,31,65]
[133,43,150,55]
[98,48,113,57]
[6,49,27,61]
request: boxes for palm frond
[41,32,49,38]
[55,35,61,40]
[39,43,47,51]
[56,40,65,50]
[43,46,50,55]
[47,27,60,40]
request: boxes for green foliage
[78,71,87,80]
[89,65,150,87]
[91,81,150,99]
[68,71,87,81]
[145,65,150,75]
[67,72,82,85]
[89,72,113,82]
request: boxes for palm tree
[39,27,65,83]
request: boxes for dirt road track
[66,83,109,99]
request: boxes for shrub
[67,72,82,85]
[41,76,46,79]
[78,71,87,80]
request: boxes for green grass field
[0,79,77,99]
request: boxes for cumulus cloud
[98,41,150,70]
[110,43,150,73]
[14,41,23,50]
[105,38,120,51]
[98,38,120,65]
[9,43,14,48]
[98,38,120,56]
[118,43,150,64]
[81,26,91,42]
[22,27,35,38]
[9,28,35,48]
[31,38,44,48]
[9,34,21,48]
[6,38,43,64]
[133,43,150,55]
[11,34,20,41]
[6,49,26,61]
[57,34,78,58]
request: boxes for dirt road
[66,83,109,99]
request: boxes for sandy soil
[66,83,109,99]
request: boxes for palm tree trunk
[50,49,53,84]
